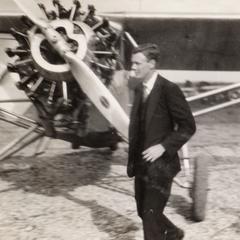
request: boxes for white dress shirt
[142,71,158,100]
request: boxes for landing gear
[192,155,208,221]
[176,145,209,222]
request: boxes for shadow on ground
[63,192,140,240]
[0,149,113,195]
[0,149,139,239]
[168,194,193,221]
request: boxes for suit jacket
[127,74,196,180]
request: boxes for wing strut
[0,125,44,161]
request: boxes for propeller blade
[15,0,129,141]
[14,0,48,28]
[65,52,129,142]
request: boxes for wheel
[192,155,208,221]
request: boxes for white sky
[1,0,240,14]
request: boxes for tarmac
[0,106,240,240]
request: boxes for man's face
[131,52,154,82]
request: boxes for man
[127,43,196,240]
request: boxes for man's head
[130,43,159,82]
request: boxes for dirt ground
[0,106,240,240]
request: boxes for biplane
[1,0,240,222]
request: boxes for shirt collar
[143,71,158,94]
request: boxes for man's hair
[132,43,159,62]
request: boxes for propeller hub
[30,19,93,81]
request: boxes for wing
[101,12,240,71]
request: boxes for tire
[192,155,208,221]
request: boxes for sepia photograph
[0,0,240,239]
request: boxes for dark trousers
[135,176,178,240]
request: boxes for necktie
[142,84,148,102]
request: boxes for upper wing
[101,12,240,71]
[2,7,240,71]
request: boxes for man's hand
[142,144,165,162]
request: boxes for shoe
[166,228,184,240]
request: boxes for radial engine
[6,0,124,143]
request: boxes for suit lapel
[145,75,163,132]
[130,84,143,126]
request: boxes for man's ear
[149,59,156,69]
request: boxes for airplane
[0,0,240,222]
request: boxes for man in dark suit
[127,43,196,240]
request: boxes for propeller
[14,0,48,28]
[14,0,129,141]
